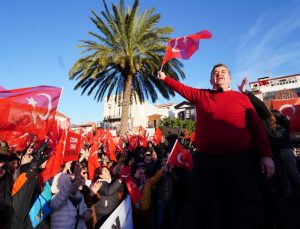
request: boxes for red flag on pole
[0,86,62,139]
[124,177,142,204]
[42,130,66,182]
[117,165,141,204]
[153,128,162,145]
[88,143,100,180]
[162,30,212,66]
[126,133,140,151]
[106,138,118,162]
[168,139,193,171]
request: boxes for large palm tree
[69,0,185,136]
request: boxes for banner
[63,131,81,162]
[100,195,133,229]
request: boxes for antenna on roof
[265,58,271,77]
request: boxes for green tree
[159,117,195,135]
[69,0,185,136]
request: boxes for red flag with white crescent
[271,98,300,133]
[0,85,62,139]
[168,139,193,171]
[162,30,212,65]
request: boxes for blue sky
[1,0,300,124]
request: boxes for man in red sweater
[158,63,275,229]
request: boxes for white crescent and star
[37,93,52,120]
[177,152,189,167]
[25,97,38,108]
[25,93,53,121]
[172,36,188,53]
[279,104,295,120]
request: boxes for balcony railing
[103,115,121,122]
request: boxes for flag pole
[159,64,163,72]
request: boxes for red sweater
[164,76,272,157]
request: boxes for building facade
[102,94,182,131]
[249,73,300,141]
[249,74,300,101]
[174,101,196,121]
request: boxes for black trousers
[176,152,263,229]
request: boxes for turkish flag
[0,131,32,152]
[258,79,269,86]
[126,133,140,150]
[168,139,193,171]
[0,86,62,139]
[106,138,118,162]
[271,98,300,133]
[139,135,148,148]
[162,30,212,65]
[118,165,132,179]
[124,176,142,204]
[63,131,81,162]
[153,128,162,145]
[88,144,100,180]
[42,130,66,182]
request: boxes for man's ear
[210,77,213,86]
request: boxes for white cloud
[234,2,300,82]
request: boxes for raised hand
[90,180,102,194]
[157,71,166,80]
[237,77,248,93]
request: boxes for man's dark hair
[211,63,231,76]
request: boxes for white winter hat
[51,172,71,194]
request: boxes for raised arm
[157,71,201,103]
[237,77,271,120]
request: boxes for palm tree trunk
[119,74,133,136]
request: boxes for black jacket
[9,169,49,229]
[245,90,291,155]
[94,179,122,220]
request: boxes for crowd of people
[0,63,300,229]
[0,131,192,229]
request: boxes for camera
[31,140,49,165]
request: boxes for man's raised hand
[237,77,248,93]
[157,71,166,80]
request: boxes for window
[186,108,196,120]
[178,111,185,120]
